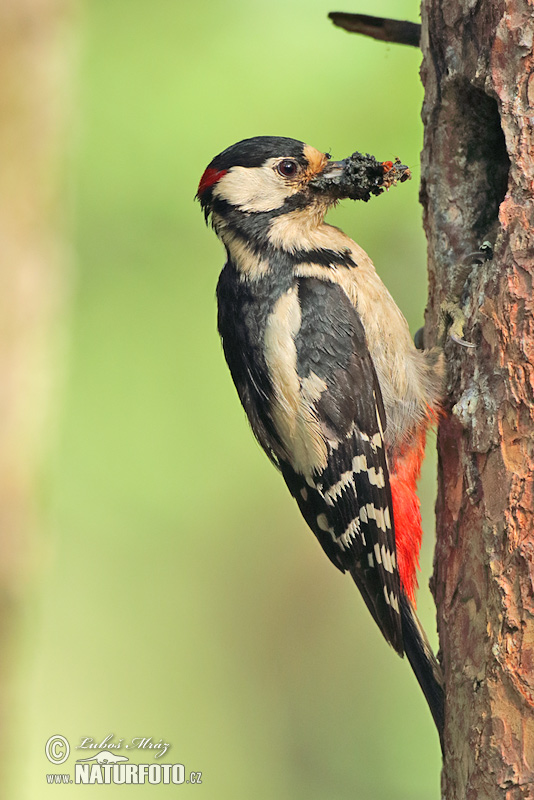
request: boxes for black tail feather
[400,593,444,749]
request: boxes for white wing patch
[263,289,329,478]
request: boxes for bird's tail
[400,592,444,747]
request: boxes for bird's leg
[439,241,493,348]
[414,241,493,351]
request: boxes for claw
[446,303,477,349]
[450,331,476,348]
[440,241,492,348]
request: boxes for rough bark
[420,0,534,796]
[0,0,73,786]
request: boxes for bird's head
[197,137,411,272]
[196,136,410,233]
[196,136,336,227]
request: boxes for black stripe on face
[209,137,307,171]
[210,188,316,227]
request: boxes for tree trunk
[420,0,534,796]
[0,0,73,786]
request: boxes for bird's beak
[309,152,411,202]
[317,160,346,181]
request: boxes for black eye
[277,159,298,177]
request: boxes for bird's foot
[414,242,493,351]
[438,241,493,348]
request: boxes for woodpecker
[197,136,444,737]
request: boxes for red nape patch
[381,161,394,172]
[389,426,428,604]
[197,167,227,197]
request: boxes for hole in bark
[439,80,510,240]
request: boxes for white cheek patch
[213,161,295,213]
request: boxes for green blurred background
[14,0,442,796]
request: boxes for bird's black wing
[217,262,285,466]
[280,277,403,653]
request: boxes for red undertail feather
[389,423,429,604]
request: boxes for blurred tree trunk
[0,0,74,784]
[420,0,534,796]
